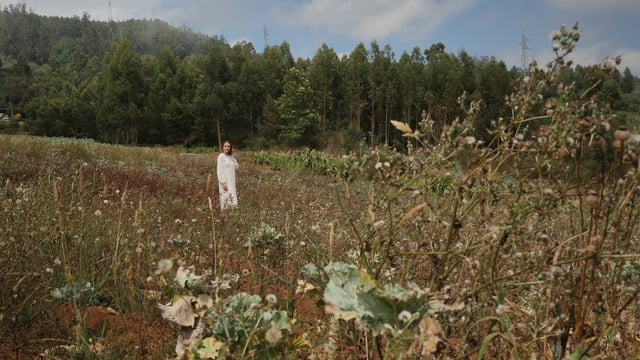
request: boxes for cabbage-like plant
[158,264,294,359]
[301,261,462,357]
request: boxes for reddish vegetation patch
[58,304,172,357]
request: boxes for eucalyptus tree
[259,42,295,143]
[476,57,512,140]
[263,41,295,100]
[139,46,179,144]
[227,41,262,142]
[458,50,478,97]
[621,67,635,94]
[26,48,100,138]
[95,38,146,144]
[143,45,202,145]
[308,43,341,134]
[344,42,370,131]
[397,47,426,131]
[424,43,464,134]
[368,42,397,146]
[276,66,318,146]
[229,41,256,81]
[164,56,200,146]
[236,51,268,140]
[195,42,232,147]
[3,50,33,117]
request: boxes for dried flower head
[585,190,600,208]
[614,126,631,142]
[265,293,278,305]
[154,259,174,275]
[265,328,283,344]
[398,310,413,323]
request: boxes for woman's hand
[222,182,228,191]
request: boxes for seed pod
[613,139,623,150]
[585,190,600,208]
[578,117,592,131]
[614,126,630,142]
[590,135,606,150]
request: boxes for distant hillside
[0,2,222,64]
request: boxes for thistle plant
[299,261,457,358]
[340,23,640,358]
[157,262,296,359]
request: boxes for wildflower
[54,258,62,266]
[375,162,383,170]
[265,294,278,305]
[46,268,53,273]
[154,259,174,275]
[94,210,102,216]
[379,323,395,337]
[397,310,412,323]
[265,328,283,344]
[496,304,506,315]
[602,57,617,70]
[51,289,63,299]
[463,136,476,145]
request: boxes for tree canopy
[1,4,638,150]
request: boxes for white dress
[217,153,239,210]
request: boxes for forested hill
[1,3,639,151]
[0,2,219,63]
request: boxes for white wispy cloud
[276,0,478,42]
[545,0,640,13]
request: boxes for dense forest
[1,2,639,150]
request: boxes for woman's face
[223,143,232,154]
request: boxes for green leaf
[478,332,501,359]
[566,346,587,359]
[194,337,225,359]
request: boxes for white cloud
[500,42,640,75]
[570,44,640,74]
[21,0,164,21]
[277,0,478,42]
[545,0,640,13]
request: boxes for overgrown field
[3,26,640,359]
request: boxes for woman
[216,140,239,210]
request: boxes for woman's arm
[216,154,226,185]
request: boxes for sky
[10,0,640,75]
